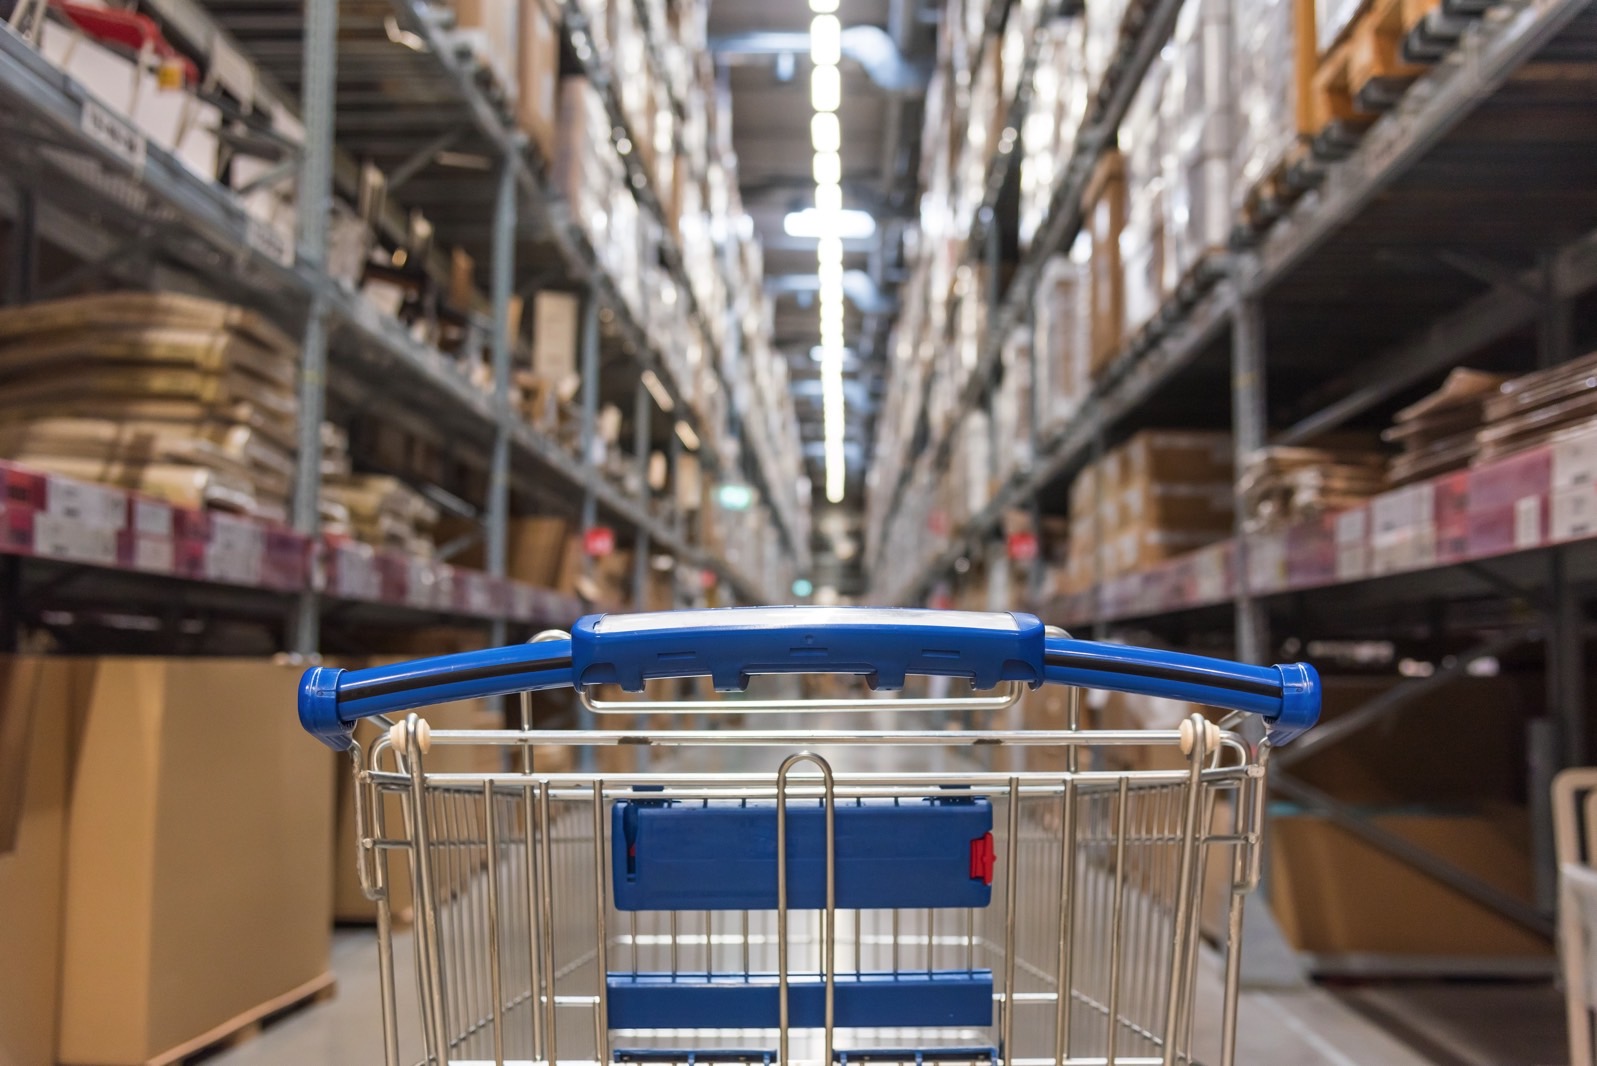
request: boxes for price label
[80,99,147,171]
[1514,496,1543,549]
[32,512,118,566]
[45,475,126,528]
[132,535,176,574]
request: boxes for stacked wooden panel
[0,292,299,521]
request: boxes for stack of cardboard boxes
[0,293,299,522]
[0,658,333,1066]
[1062,430,1236,593]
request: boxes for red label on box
[583,525,616,557]
[1006,531,1039,562]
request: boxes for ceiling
[707,0,936,535]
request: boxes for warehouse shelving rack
[0,0,807,653]
[868,0,1597,976]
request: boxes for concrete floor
[209,928,1459,1065]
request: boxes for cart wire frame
[348,699,1269,1066]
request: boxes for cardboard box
[0,658,96,1066]
[1268,810,1549,960]
[533,291,581,388]
[1119,430,1234,486]
[57,659,334,1066]
[1085,152,1127,378]
[517,0,560,160]
[510,515,571,588]
[1287,674,1530,807]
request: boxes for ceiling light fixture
[640,370,675,413]
[782,206,876,240]
[810,65,841,112]
[812,150,841,186]
[811,112,841,153]
[810,15,842,66]
[809,11,846,504]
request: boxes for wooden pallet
[1240,140,1316,231]
[145,972,337,1066]
[1310,0,1443,158]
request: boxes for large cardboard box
[533,290,582,387]
[1268,810,1550,960]
[516,0,560,160]
[1119,430,1234,486]
[1286,674,1531,806]
[509,515,571,588]
[0,658,96,1066]
[57,659,335,1066]
[1085,152,1127,378]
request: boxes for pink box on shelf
[0,462,47,511]
[261,529,310,591]
[1286,514,1337,589]
[1468,448,1551,557]
[1433,470,1471,564]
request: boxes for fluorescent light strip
[810,20,846,504]
[640,370,675,413]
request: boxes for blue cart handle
[300,606,1319,750]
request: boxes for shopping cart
[298,607,1319,1066]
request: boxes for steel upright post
[633,378,653,607]
[1231,287,1269,667]
[288,0,337,654]
[487,150,518,649]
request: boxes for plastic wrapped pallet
[1119,57,1170,340]
[1018,43,1060,252]
[451,0,519,103]
[1002,0,1045,105]
[1316,0,1366,52]
[1162,0,1233,290]
[1231,0,1318,213]
[1033,243,1091,437]
[994,328,1035,484]
[1085,0,1132,91]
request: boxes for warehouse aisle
[212,929,1439,1065]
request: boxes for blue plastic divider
[612,797,994,912]
[605,971,995,1030]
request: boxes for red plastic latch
[970,832,995,885]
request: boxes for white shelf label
[132,498,173,537]
[45,476,126,529]
[32,512,118,566]
[80,99,147,171]
[132,535,176,574]
[1513,496,1543,550]
[206,514,265,584]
